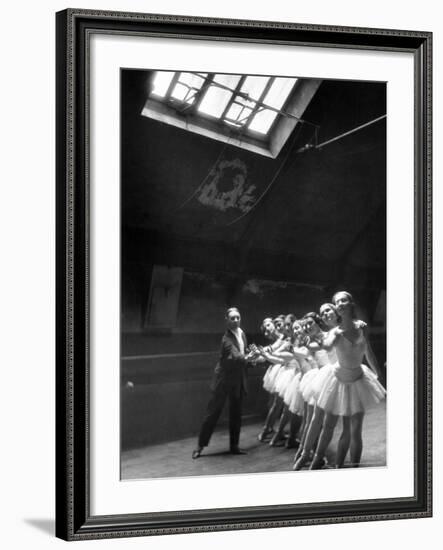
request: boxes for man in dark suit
[192,307,251,458]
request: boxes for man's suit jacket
[210,329,248,397]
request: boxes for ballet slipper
[293,452,309,471]
[257,427,274,442]
[309,453,326,470]
[269,433,286,447]
[293,446,303,462]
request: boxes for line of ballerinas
[248,291,386,470]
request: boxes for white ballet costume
[307,329,386,416]
[263,339,291,394]
[285,355,312,415]
[275,357,299,403]
[300,349,330,405]
[263,362,283,393]
[262,336,286,393]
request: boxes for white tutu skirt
[274,367,296,398]
[304,362,386,416]
[263,364,283,393]
[284,372,304,415]
[299,367,320,406]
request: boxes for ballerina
[293,312,330,464]
[318,303,350,467]
[256,318,285,441]
[318,302,369,467]
[293,292,386,470]
[258,317,309,448]
[280,320,310,448]
[258,314,295,446]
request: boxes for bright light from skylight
[151,71,175,97]
[149,71,298,136]
[240,76,270,101]
[265,77,297,109]
[248,109,278,134]
[249,78,297,134]
[225,103,253,126]
[171,72,207,103]
[198,74,241,118]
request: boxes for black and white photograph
[120,69,387,480]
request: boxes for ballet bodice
[334,328,366,383]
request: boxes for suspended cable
[296,114,386,153]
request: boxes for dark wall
[121,354,269,449]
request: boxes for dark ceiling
[121,70,386,289]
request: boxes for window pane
[248,77,297,134]
[178,72,207,90]
[171,82,191,102]
[240,76,270,101]
[225,104,253,125]
[248,110,278,134]
[151,71,175,97]
[225,102,242,120]
[171,73,207,103]
[198,74,241,118]
[263,77,297,109]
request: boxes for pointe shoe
[309,454,326,470]
[257,428,274,442]
[293,452,309,471]
[269,434,286,447]
[293,446,303,462]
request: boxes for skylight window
[170,72,207,104]
[143,71,321,158]
[151,71,175,98]
[240,75,269,101]
[149,71,297,136]
[249,77,296,134]
[198,74,241,118]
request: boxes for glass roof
[150,71,298,135]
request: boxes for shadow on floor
[24,518,55,536]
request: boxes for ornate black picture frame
[55,8,432,541]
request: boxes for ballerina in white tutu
[293,292,386,470]
[258,316,310,447]
[293,312,330,464]
[256,318,285,442]
[257,314,296,446]
[294,303,361,467]
[267,318,307,448]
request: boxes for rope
[225,114,385,226]
[316,114,386,150]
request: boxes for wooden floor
[121,402,386,480]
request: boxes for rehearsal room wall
[120,68,387,450]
